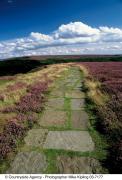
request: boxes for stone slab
[7,151,47,174]
[39,110,67,127]
[65,82,76,87]
[71,111,89,129]
[65,90,85,99]
[24,129,48,147]
[71,99,85,110]
[46,98,64,109]
[50,90,64,97]
[56,156,103,174]
[43,131,94,152]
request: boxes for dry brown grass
[78,64,108,105]
[0,63,69,132]
[52,62,108,105]
[0,113,16,133]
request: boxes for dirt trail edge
[7,67,103,174]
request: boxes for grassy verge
[0,64,70,173]
[77,67,109,173]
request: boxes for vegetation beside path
[78,62,122,173]
[0,64,69,173]
[2,66,108,174]
[1,61,121,173]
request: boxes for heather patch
[0,81,49,160]
[0,120,26,159]
[6,82,27,92]
[0,64,69,162]
[80,62,122,173]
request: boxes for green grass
[0,66,109,174]
[0,137,26,173]
[84,99,109,160]
[80,69,109,161]
[0,79,10,86]
[0,159,11,173]
[44,150,58,174]
[43,147,109,174]
[43,149,95,174]
[64,97,72,129]
[43,67,105,174]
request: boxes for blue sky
[0,0,122,58]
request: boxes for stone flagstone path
[7,67,102,174]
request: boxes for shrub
[0,80,49,160]
[0,121,25,159]
[80,62,122,173]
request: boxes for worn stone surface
[65,90,85,99]
[71,99,85,110]
[6,67,99,174]
[56,156,103,174]
[7,151,47,174]
[65,82,76,87]
[24,129,48,147]
[50,89,64,97]
[71,111,89,129]
[39,110,67,127]
[43,131,94,152]
[46,98,64,109]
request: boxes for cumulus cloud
[99,26,122,42]
[0,21,122,59]
[30,32,53,41]
[54,22,100,39]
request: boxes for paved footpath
[7,67,102,174]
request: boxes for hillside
[0,58,122,174]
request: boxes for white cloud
[54,22,100,39]
[30,32,53,42]
[0,21,122,59]
[100,26,122,34]
[99,26,122,42]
